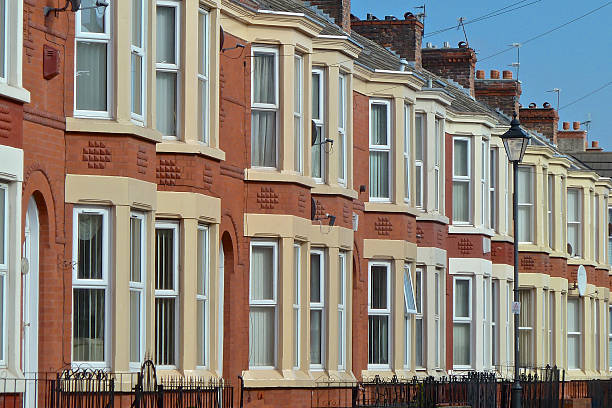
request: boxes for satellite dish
[220,26,225,51]
[577,265,587,296]
[311,120,318,146]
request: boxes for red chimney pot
[476,70,485,79]
[562,122,570,130]
[502,70,512,79]
[490,70,500,79]
[573,121,581,130]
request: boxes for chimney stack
[351,12,424,67]
[474,69,522,117]
[309,0,352,33]
[519,103,559,145]
[421,41,477,96]
[557,118,587,152]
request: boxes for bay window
[196,225,209,367]
[293,244,300,368]
[369,100,391,201]
[338,74,347,185]
[249,241,278,368]
[129,213,146,369]
[517,166,534,243]
[518,289,533,368]
[404,105,411,202]
[294,56,303,173]
[567,188,582,257]
[415,268,424,368]
[197,9,210,143]
[156,1,180,137]
[452,138,470,223]
[338,252,346,370]
[310,250,325,369]
[548,174,554,249]
[131,0,145,122]
[567,297,581,369]
[72,207,109,366]
[369,262,391,368]
[75,0,111,116]
[312,69,325,181]
[251,47,279,168]
[403,265,417,368]
[490,148,497,231]
[415,113,425,207]
[453,277,472,368]
[155,222,179,367]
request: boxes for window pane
[0,0,4,78]
[0,189,5,264]
[368,315,389,365]
[253,53,276,105]
[455,280,470,318]
[568,299,579,332]
[78,213,103,280]
[80,0,105,33]
[197,299,206,365]
[338,132,345,181]
[415,114,423,160]
[130,217,142,282]
[132,0,142,47]
[197,229,207,296]
[403,269,416,313]
[312,126,322,178]
[369,152,389,198]
[198,78,208,142]
[370,266,387,310]
[338,310,344,367]
[0,276,3,360]
[294,58,302,113]
[251,111,277,167]
[249,307,275,366]
[312,74,320,119]
[518,206,532,242]
[568,224,579,256]
[310,310,322,364]
[198,12,207,76]
[76,42,107,111]
[156,71,177,135]
[155,228,175,290]
[517,167,532,203]
[453,139,468,176]
[251,246,274,301]
[453,182,470,222]
[156,6,176,64]
[131,54,143,116]
[370,104,388,145]
[338,76,345,128]
[310,253,321,303]
[568,189,580,222]
[415,318,423,366]
[568,335,580,369]
[129,290,141,363]
[453,323,470,366]
[73,288,105,362]
[155,297,175,365]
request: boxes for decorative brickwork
[203,164,213,191]
[257,186,279,210]
[156,159,182,186]
[374,217,393,236]
[521,255,535,271]
[343,202,351,225]
[136,146,148,174]
[0,104,11,138]
[458,238,473,255]
[297,191,307,215]
[416,225,424,244]
[82,141,111,169]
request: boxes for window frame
[368,261,392,370]
[338,73,347,186]
[567,297,582,370]
[414,113,425,208]
[129,211,146,370]
[197,8,210,144]
[482,277,490,368]
[196,224,210,368]
[311,68,326,183]
[452,276,472,369]
[548,174,554,249]
[248,240,279,369]
[310,248,326,370]
[72,206,111,368]
[0,0,6,82]
[74,0,112,118]
[567,188,583,258]
[415,267,424,369]
[293,243,301,369]
[490,147,497,231]
[517,166,534,244]
[294,55,303,174]
[481,139,489,227]
[403,264,417,369]
[434,117,443,212]
[130,0,146,123]
[338,252,347,370]
[0,184,7,365]
[369,99,392,202]
[155,0,181,139]
[404,104,411,203]
[452,137,472,224]
[434,269,441,369]
[608,305,612,371]
[491,279,499,368]
[518,288,534,368]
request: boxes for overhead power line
[480,1,612,61]
[424,0,541,38]
[559,80,612,110]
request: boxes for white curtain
[76,42,107,111]
[369,152,389,198]
[156,72,177,136]
[250,307,274,366]
[156,7,175,64]
[453,140,468,176]
[73,288,105,362]
[251,112,276,167]
[251,246,274,300]
[453,182,470,222]
[453,323,470,366]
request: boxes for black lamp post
[501,113,531,408]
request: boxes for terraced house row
[0,0,612,406]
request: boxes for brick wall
[474,70,522,117]
[422,47,476,96]
[519,104,559,145]
[309,0,351,33]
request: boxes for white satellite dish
[577,265,587,296]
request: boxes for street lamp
[501,113,530,408]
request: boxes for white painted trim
[312,68,326,183]
[369,99,392,202]
[309,248,326,370]
[367,261,392,370]
[129,212,146,371]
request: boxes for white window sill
[448,224,495,236]
[66,117,163,143]
[156,140,226,161]
[0,83,30,104]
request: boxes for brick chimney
[557,121,587,152]
[351,13,423,67]
[519,102,559,145]
[474,69,522,117]
[309,0,351,33]
[421,42,477,96]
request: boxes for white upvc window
[75,0,112,117]
[415,113,425,208]
[0,185,6,364]
[542,289,548,366]
[608,208,612,263]
[481,139,489,227]
[154,221,179,368]
[196,225,209,367]
[548,291,554,365]
[294,55,303,174]
[567,188,582,257]
[129,212,146,370]
[249,241,278,368]
[310,249,326,369]
[368,262,391,369]
[156,1,181,138]
[517,166,534,243]
[490,147,497,231]
[594,299,600,370]
[518,289,533,368]
[434,117,442,212]
[452,137,471,224]
[251,46,279,168]
[608,305,612,371]
[548,174,554,249]
[505,161,510,232]
[293,244,301,369]
[403,264,417,368]
[311,68,325,182]
[594,195,599,262]
[0,0,6,81]
[72,207,110,368]
[434,269,441,369]
[197,8,210,144]
[483,277,490,368]
[453,277,472,369]
[506,283,512,367]
[491,279,499,368]
[338,74,347,186]
[338,252,347,370]
[415,267,424,368]
[403,105,411,203]
[567,297,581,369]
[369,100,391,201]
[131,0,146,122]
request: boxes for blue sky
[351,0,612,149]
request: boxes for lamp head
[501,113,530,163]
